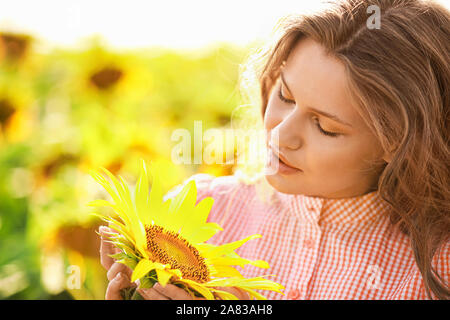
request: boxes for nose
[269,112,303,151]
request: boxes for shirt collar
[278,190,391,226]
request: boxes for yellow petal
[166,180,197,233]
[181,197,214,240]
[131,259,156,282]
[156,268,173,287]
[247,260,269,268]
[135,159,151,226]
[237,287,268,300]
[169,268,183,279]
[204,276,284,294]
[90,170,132,228]
[168,180,196,215]
[179,279,215,300]
[203,234,261,258]
[147,162,165,224]
[209,256,269,269]
[208,264,243,277]
[188,223,223,244]
[114,173,148,258]
[194,197,215,225]
[100,168,134,216]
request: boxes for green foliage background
[0,34,255,299]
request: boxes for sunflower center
[145,225,210,283]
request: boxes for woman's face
[264,38,389,198]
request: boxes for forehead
[283,38,363,128]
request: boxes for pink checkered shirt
[164,173,449,300]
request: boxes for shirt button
[287,289,300,300]
[304,238,314,249]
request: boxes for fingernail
[116,272,123,280]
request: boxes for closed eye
[277,86,340,138]
[312,117,340,137]
[277,86,295,104]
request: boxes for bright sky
[0,0,449,50]
[0,1,329,49]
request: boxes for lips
[268,144,301,171]
[276,153,296,169]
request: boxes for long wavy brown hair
[243,0,449,299]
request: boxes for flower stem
[120,287,144,300]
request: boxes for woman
[100,0,449,299]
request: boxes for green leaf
[109,252,127,260]
[139,274,157,289]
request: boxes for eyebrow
[280,70,353,128]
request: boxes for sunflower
[89,160,284,300]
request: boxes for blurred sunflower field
[0,32,253,299]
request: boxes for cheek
[307,140,364,175]
[309,138,382,181]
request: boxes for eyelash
[277,86,340,137]
[277,85,294,104]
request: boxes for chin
[264,174,304,195]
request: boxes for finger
[105,272,135,300]
[99,226,119,270]
[152,283,193,300]
[137,287,170,300]
[107,262,133,281]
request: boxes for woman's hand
[99,226,136,300]
[137,284,250,300]
[137,283,204,300]
[99,225,250,300]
